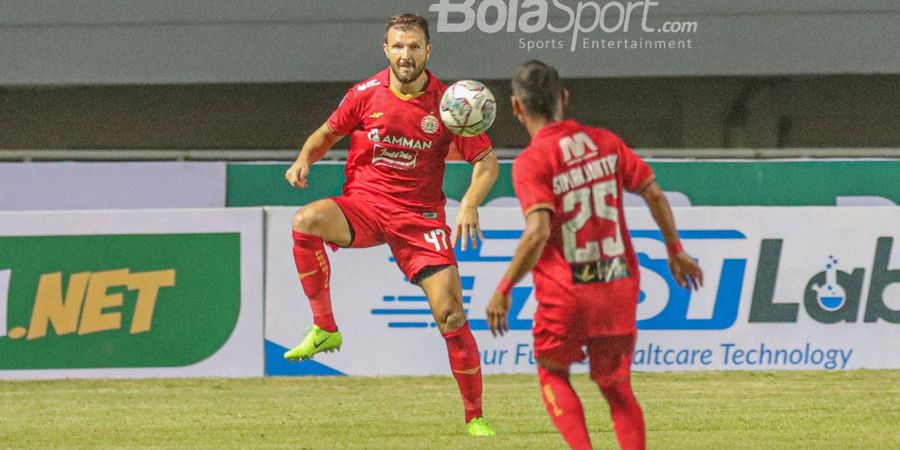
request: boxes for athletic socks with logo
[537,364,646,450]
[442,322,484,423]
[291,231,337,332]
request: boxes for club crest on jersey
[420,114,440,134]
[368,128,381,143]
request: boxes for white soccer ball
[439,80,497,137]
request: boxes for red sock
[537,366,592,450]
[442,323,483,423]
[598,379,645,450]
[589,335,645,450]
[292,231,336,332]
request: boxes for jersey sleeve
[616,137,655,193]
[512,152,555,217]
[326,88,364,136]
[452,132,493,164]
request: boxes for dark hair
[385,14,430,44]
[512,60,562,119]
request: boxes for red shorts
[331,196,456,281]
[533,279,639,368]
[536,329,636,384]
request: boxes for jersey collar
[379,68,436,101]
[532,119,576,141]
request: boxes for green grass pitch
[1,371,897,449]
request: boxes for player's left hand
[669,252,704,291]
[451,205,485,251]
[486,291,511,337]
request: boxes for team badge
[420,114,440,134]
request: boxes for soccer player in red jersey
[283,14,498,436]
[486,60,704,449]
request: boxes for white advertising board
[0,162,226,211]
[265,206,900,376]
[0,208,264,379]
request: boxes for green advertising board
[650,161,899,206]
[226,162,515,207]
[0,233,240,369]
[226,160,899,207]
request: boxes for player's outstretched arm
[452,151,499,250]
[285,122,344,189]
[487,209,551,336]
[640,181,704,290]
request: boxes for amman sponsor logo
[368,133,432,169]
[382,135,433,150]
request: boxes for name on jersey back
[552,154,618,195]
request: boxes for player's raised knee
[292,207,323,234]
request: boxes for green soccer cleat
[283,325,343,361]
[466,417,496,437]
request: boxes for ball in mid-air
[439,80,497,137]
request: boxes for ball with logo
[439,80,497,137]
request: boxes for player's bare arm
[285,122,344,189]
[486,209,551,337]
[452,150,499,251]
[640,180,704,290]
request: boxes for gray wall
[2,1,899,85]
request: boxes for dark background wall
[2,75,898,150]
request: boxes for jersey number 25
[562,180,624,263]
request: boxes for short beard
[391,62,425,84]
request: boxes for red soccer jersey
[327,69,493,211]
[513,120,655,334]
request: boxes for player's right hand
[486,291,511,337]
[669,252,704,291]
[285,161,311,189]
